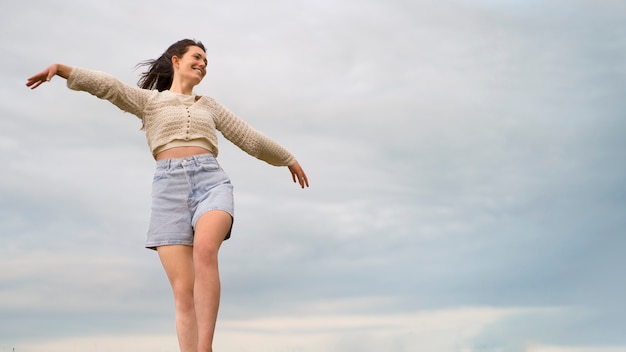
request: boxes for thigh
[157,245,194,293]
[193,210,233,260]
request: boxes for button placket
[185,107,191,140]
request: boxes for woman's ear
[171,55,180,70]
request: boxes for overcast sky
[2,0,625,351]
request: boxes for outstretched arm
[26,64,73,89]
[289,161,309,189]
[26,65,153,118]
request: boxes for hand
[26,64,60,89]
[288,161,309,189]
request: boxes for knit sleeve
[211,100,296,167]
[66,67,155,119]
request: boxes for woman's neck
[169,79,194,95]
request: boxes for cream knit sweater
[67,67,296,166]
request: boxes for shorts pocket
[153,169,168,182]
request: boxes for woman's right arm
[26,64,155,119]
[26,63,72,89]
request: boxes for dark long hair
[136,39,206,91]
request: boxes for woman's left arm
[211,99,310,188]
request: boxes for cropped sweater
[66,67,296,166]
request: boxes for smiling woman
[24,38,309,352]
[136,39,207,93]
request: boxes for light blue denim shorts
[145,153,234,250]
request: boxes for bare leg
[157,245,197,352]
[193,210,232,352]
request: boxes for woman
[26,39,309,352]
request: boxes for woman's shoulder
[195,95,224,109]
[197,94,217,103]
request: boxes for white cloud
[527,346,626,352]
[14,307,528,352]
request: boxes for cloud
[528,346,626,352]
[13,307,527,352]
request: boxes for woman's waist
[154,138,215,160]
[154,149,219,170]
[155,146,213,161]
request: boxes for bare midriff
[155,146,212,161]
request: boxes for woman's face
[173,45,207,85]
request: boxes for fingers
[299,174,309,188]
[291,169,298,183]
[296,170,308,189]
[289,162,309,189]
[26,65,56,90]
[26,72,49,89]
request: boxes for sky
[1,0,625,351]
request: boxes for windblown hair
[136,39,206,91]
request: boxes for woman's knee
[193,246,219,273]
[172,285,195,311]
